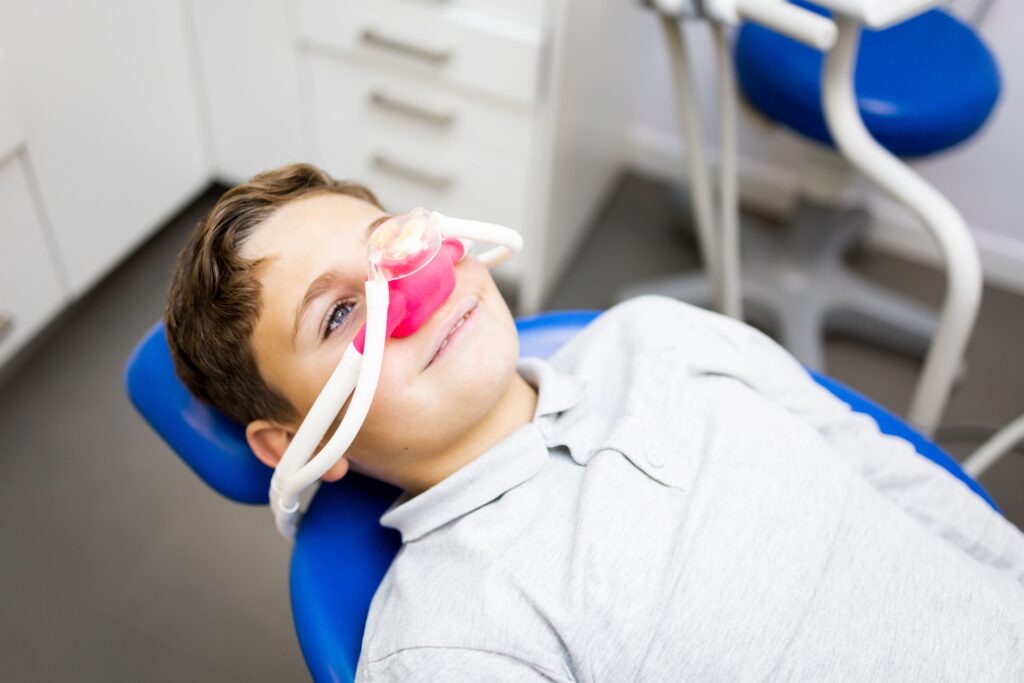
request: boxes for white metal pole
[821,17,982,435]
[962,414,1024,478]
[712,22,743,320]
[660,15,726,314]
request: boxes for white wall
[624,2,1024,293]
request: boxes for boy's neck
[400,371,538,497]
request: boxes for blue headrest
[124,322,273,504]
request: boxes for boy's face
[241,192,521,484]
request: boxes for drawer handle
[369,91,456,128]
[0,313,13,344]
[372,154,453,191]
[360,29,452,66]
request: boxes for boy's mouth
[424,298,479,369]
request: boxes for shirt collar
[379,357,584,543]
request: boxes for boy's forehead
[241,193,380,261]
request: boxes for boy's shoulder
[539,297,751,428]
[549,295,748,370]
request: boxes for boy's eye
[323,299,356,339]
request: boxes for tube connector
[706,0,837,50]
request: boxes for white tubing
[712,22,743,320]
[822,17,982,436]
[272,280,390,539]
[270,344,361,500]
[660,15,726,315]
[435,213,524,268]
[962,414,1024,479]
[733,0,837,50]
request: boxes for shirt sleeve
[360,647,570,682]
[703,308,1024,588]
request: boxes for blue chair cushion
[735,2,1001,157]
[124,322,272,504]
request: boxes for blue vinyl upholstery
[124,309,998,682]
[125,321,272,504]
[735,2,1000,157]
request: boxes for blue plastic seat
[124,310,998,682]
[736,2,1001,157]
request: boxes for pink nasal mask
[353,220,465,353]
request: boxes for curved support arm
[822,17,982,435]
[716,0,837,49]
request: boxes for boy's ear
[246,419,293,470]
[245,419,353,484]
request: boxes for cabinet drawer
[448,0,549,26]
[312,92,532,235]
[298,0,547,106]
[0,49,24,161]
[0,157,67,366]
[308,54,534,158]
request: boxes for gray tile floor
[2,174,1022,681]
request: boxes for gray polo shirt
[355,297,1024,682]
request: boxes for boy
[167,164,1024,681]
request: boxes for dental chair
[125,309,999,682]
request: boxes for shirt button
[645,449,665,468]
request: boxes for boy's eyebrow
[292,214,392,343]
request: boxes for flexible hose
[274,280,390,539]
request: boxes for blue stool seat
[736,3,1001,157]
[125,309,999,682]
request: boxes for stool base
[618,201,939,371]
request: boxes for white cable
[962,414,1024,478]
[822,17,982,436]
[272,280,390,539]
[435,213,524,268]
[270,344,361,508]
[660,15,726,315]
[712,22,743,320]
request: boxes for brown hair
[165,163,383,426]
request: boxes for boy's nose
[353,239,465,353]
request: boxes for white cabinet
[0,47,68,366]
[0,49,22,164]
[0,0,209,295]
[296,0,645,311]
[307,53,534,271]
[297,0,548,107]
[185,0,305,183]
[0,157,67,367]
